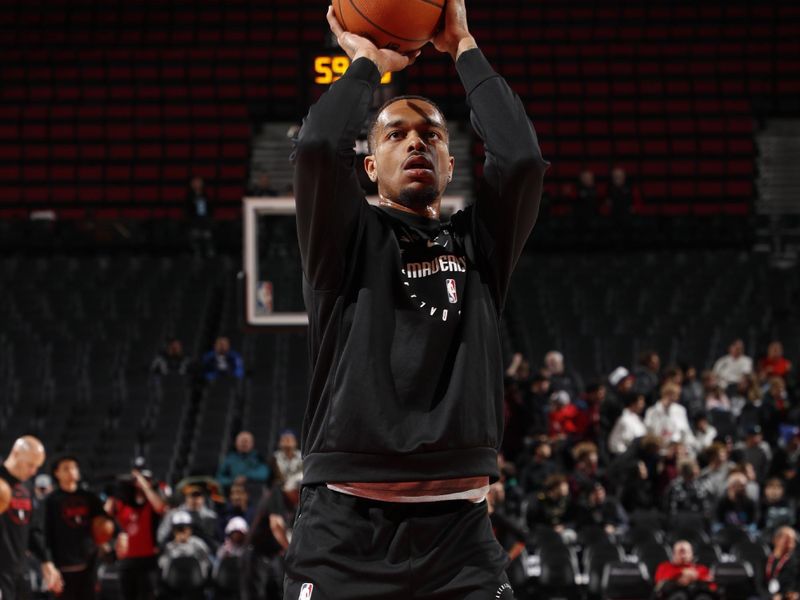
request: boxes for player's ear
[447,156,454,183]
[364,155,378,182]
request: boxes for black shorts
[283,485,515,600]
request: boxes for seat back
[214,555,241,592]
[164,555,205,590]
[712,561,755,600]
[602,561,653,600]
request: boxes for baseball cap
[171,510,193,527]
[225,516,249,536]
[35,474,52,489]
[609,366,631,387]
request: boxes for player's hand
[327,6,420,75]
[42,562,64,595]
[432,0,476,60]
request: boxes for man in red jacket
[654,540,717,600]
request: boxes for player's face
[15,449,45,482]
[55,460,80,489]
[366,100,454,210]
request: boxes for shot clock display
[313,54,393,85]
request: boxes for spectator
[217,431,270,489]
[681,365,705,417]
[576,482,629,539]
[217,516,249,562]
[505,352,531,383]
[526,474,576,538]
[712,339,753,390]
[601,367,634,440]
[608,393,647,455]
[690,412,718,456]
[247,172,280,197]
[575,168,599,224]
[733,425,772,484]
[487,481,528,595]
[762,377,790,445]
[619,447,661,512]
[758,340,793,381]
[34,474,53,501]
[150,338,192,377]
[543,350,579,398]
[44,455,111,600]
[698,442,735,499]
[758,478,796,536]
[580,382,606,442]
[185,175,214,258]
[730,373,762,420]
[715,472,757,530]
[519,437,558,494]
[705,380,732,413]
[201,336,244,382]
[272,430,302,500]
[769,432,800,498]
[157,511,212,600]
[664,459,712,519]
[158,484,219,552]
[644,382,695,447]
[241,490,289,600]
[765,526,798,600]
[570,441,601,498]
[654,540,717,600]
[105,468,167,600]
[633,350,661,403]
[548,390,587,441]
[217,482,256,539]
[526,374,551,435]
[604,165,635,221]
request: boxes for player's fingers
[326,5,344,37]
[407,49,422,66]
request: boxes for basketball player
[0,436,63,599]
[286,0,546,596]
[44,455,113,600]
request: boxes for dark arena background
[1,1,799,599]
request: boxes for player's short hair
[367,95,448,153]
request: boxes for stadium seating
[2,1,799,221]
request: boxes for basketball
[333,0,444,53]
[0,477,10,514]
[92,515,115,545]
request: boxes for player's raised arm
[292,8,418,291]
[433,0,548,309]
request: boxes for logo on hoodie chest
[397,229,466,322]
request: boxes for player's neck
[60,482,78,493]
[378,196,439,220]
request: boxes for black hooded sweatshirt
[293,48,547,485]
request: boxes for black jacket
[292,49,546,485]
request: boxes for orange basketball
[91,515,115,545]
[333,0,444,53]
[0,478,10,514]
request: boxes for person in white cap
[157,510,212,593]
[218,516,249,560]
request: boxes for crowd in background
[18,427,300,600]
[497,338,798,599]
[5,336,798,600]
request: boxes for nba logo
[446,278,458,304]
[299,583,314,600]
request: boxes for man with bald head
[0,436,63,598]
